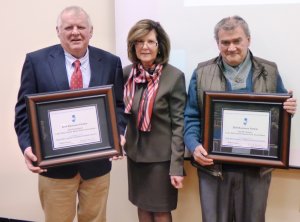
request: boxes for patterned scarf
[223,51,252,90]
[124,63,163,132]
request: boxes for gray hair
[57,6,92,28]
[214,15,250,42]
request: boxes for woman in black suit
[123,19,186,222]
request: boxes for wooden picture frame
[26,85,121,168]
[202,91,291,168]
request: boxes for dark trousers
[198,168,271,222]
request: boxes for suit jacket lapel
[89,47,104,87]
[48,45,70,90]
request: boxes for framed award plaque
[26,85,121,168]
[202,91,292,168]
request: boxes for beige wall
[1,0,299,221]
[1,0,118,221]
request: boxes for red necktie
[70,60,83,89]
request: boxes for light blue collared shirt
[64,49,91,88]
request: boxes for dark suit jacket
[123,64,186,176]
[15,44,127,179]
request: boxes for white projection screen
[115,0,300,167]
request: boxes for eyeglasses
[135,40,158,48]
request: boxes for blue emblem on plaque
[72,114,76,123]
[243,117,248,126]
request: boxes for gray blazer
[123,64,186,176]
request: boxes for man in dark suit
[14,6,126,222]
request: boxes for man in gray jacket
[184,15,297,222]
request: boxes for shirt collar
[64,48,89,70]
